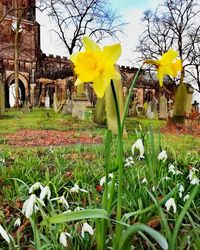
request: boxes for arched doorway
[5,74,28,107]
[8,80,26,107]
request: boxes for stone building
[0,0,155,109]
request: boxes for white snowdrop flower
[70,184,88,193]
[183,194,190,202]
[40,186,51,200]
[59,196,69,209]
[22,194,37,218]
[158,150,167,162]
[124,157,134,167]
[141,177,147,184]
[165,198,177,214]
[22,194,44,218]
[0,157,5,163]
[0,224,10,243]
[190,177,199,185]
[29,182,43,194]
[152,186,156,192]
[168,164,182,175]
[59,232,71,247]
[178,185,184,198]
[131,139,144,159]
[168,164,176,174]
[81,222,94,238]
[162,176,171,181]
[100,174,113,186]
[14,218,21,227]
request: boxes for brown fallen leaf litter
[4,129,102,147]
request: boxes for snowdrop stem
[170,185,199,250]
[111,80,124,246]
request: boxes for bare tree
[137,0,200,91]
[37,0,125,55]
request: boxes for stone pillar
[30,83,36,106]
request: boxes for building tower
[0,0,40,107]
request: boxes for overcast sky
[36,0,162,66]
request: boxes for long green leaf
[119,223,168,250]
[43,209,109,224]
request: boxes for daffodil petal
[102,43,121,63]
[93,76,110,98]
[82,37,101,52]
[172,60,182,77]
[113,70,121,80]
[161,48,178,63]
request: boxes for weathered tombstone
[62,98,73,115]
[159,95,168,119]
[185,86,194,117]
[172,82,188,123]
[44,92,50,109]
[168,99,173,117]
[53,92,59,112]
[151,96,158,119]
[146,101,154,119]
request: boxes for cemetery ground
[0,108,199,249]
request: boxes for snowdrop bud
[81,222,94,238]
[158,150,167,162]
[165,197,177,214]
[14,218,21,227]
[0,225,10,243]
[183,194,190,202]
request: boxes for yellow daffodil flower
[145,48,182,87]
[70,37,121,98]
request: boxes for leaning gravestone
[172,82,188,123]
[146,101,154,119]
[159,95,168,119]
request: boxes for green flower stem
[110,80,124,246]
[170,185,199,250]
[121,65,143,131]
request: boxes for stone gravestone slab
[159,95,168,119]
[45,95,50,109]
[62,98,73,115]
[172,82,188,123]
[72,100,91,120]
[146,101,154,119]
[151,97,158,119]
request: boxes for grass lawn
[0,108,199,249]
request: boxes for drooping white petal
[29,182,43,194]
[158,150,167,162]
[40,186,51,200]
[141,177,147,184]
[0,224,10,243]
[131,139,144,159]
[81,222,94,238]
[60,232,67,247]
[22,194,37,218]
[70,184,80,193]
[165,198,177,214]
[59,196,69,209]
[190,177,199,185]
[183,194,190,202]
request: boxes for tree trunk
[14,28,19,107]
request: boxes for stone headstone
[45,95,50,109]
[146,101,154,119]
[172,82,189,123]
[159,95,168,119]
[62,99,73,115]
